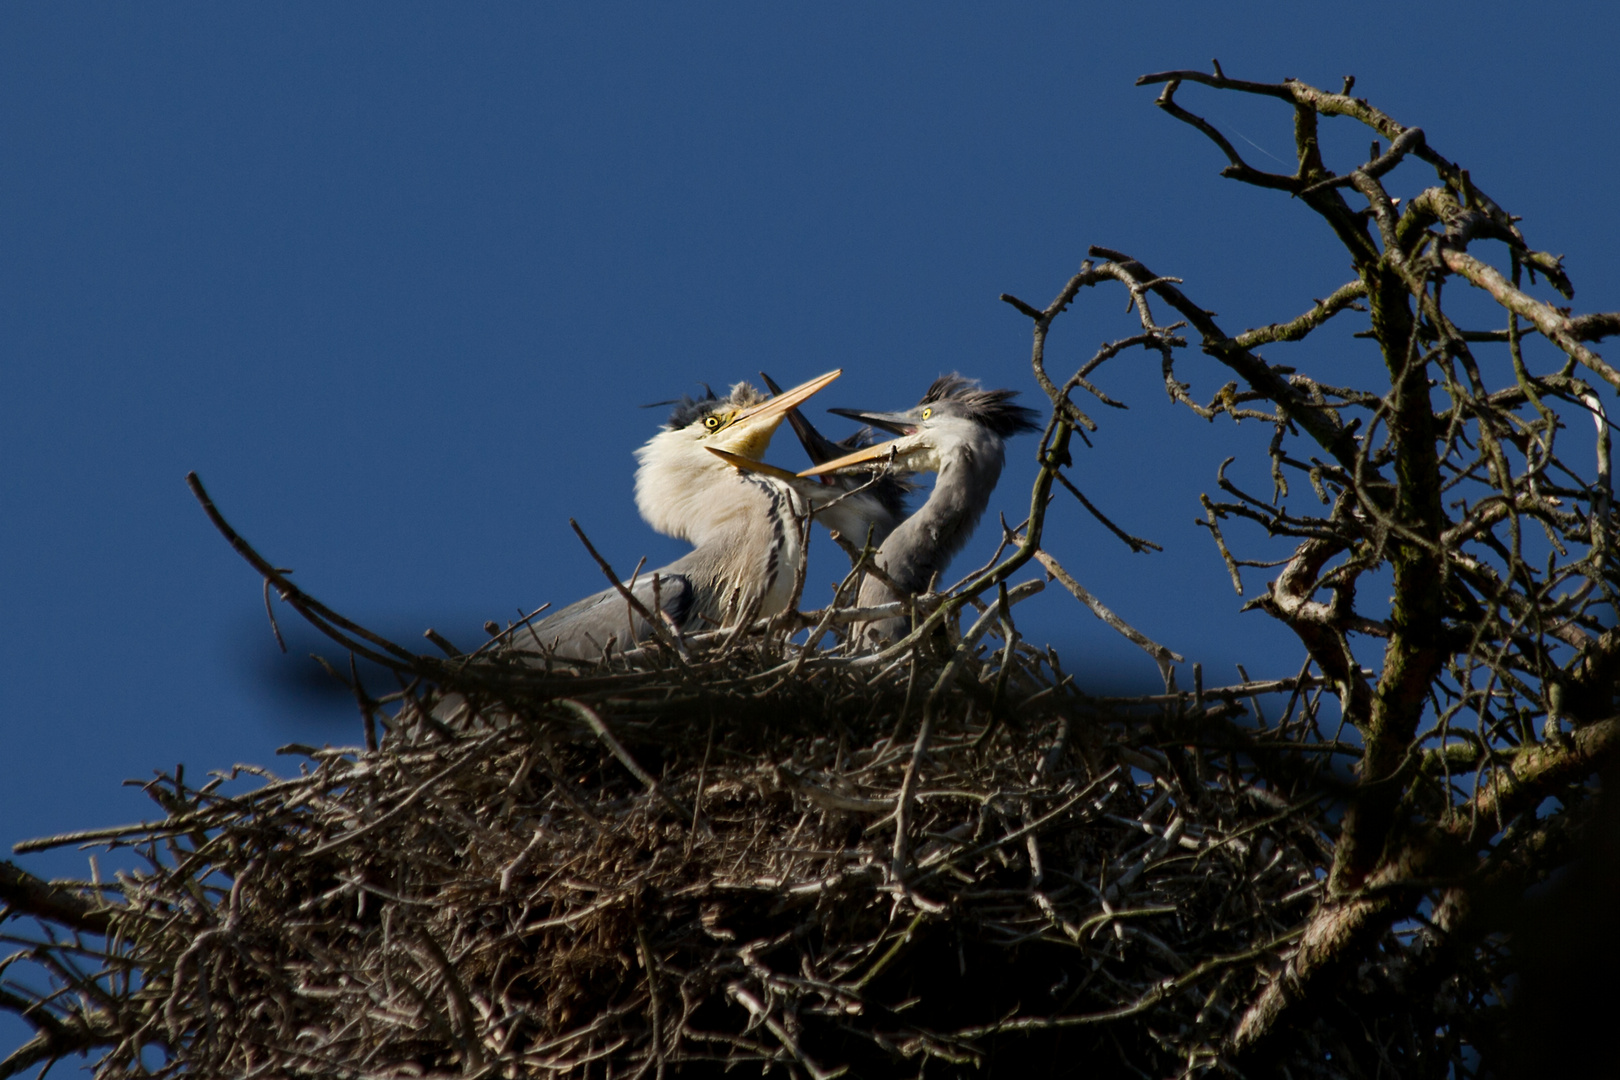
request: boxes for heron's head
[800,374,1040,478]
[634,369,840,541]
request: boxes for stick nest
[5,615,1472,1079]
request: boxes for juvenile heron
[513,369,840,659]
[803,375,1040,644]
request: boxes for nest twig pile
[5,592,1379,1078]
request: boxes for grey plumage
[509,371,839,660]
[808,374,1039,644]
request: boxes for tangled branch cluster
[4,68,1619,1078]
[3,647,1344,1078]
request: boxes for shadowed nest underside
[5,630,1386,1079]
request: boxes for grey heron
[511,369,841,660]
[802,375,1040,644]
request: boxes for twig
[1033,550,1183,685]
[557,699,692,822]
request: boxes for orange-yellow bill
[705,447,804,482]
[708,368,842,461]
[729,368,841,427]
[797,438,906,478]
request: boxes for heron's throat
[715,424,777,464]
[634,427,780,543]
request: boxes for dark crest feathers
[919,374,1041,438]
[659,386,721,431]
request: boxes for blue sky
[4,3,1619,1050]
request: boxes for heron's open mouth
[708,369,841,460]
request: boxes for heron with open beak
[513,369,840,659]
[801,375,1040,645]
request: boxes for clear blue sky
[4,3,1618,1050]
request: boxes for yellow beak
[796,433,923,477]
[709,368,841,460]
[704,447,806,481]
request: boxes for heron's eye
[703,414,724,431]
[921,407,933,420]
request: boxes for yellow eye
[921,407,933,420]
[703,414,723,431]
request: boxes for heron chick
[803,374,1040,645]
[513,369,840,660]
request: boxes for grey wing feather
[509,573,694,660]
[428,573,692,726]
